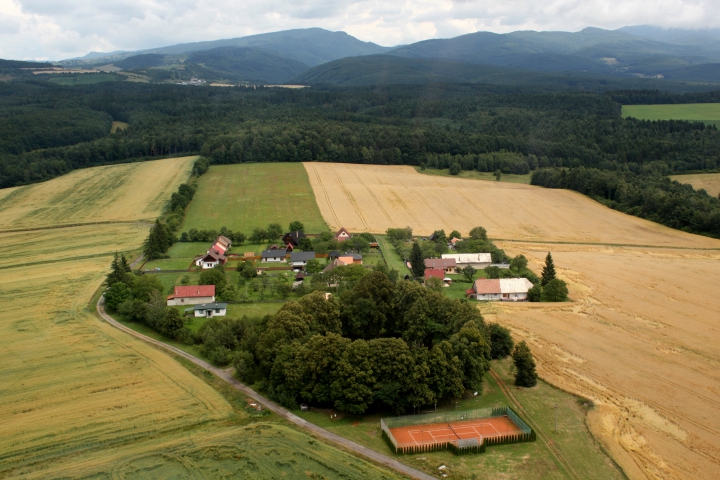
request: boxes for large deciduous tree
[513,341,538,387]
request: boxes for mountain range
[30,26,720,86]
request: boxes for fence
[381,406,535,456]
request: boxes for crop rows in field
[305,162,720,479]
[0,156,196,229]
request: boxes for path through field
[304,162,720,480]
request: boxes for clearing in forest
[182,163,328,234]
[622,103,720,126]
[670,172,720,198]
[305,162,720,480]
[0,159,396,479]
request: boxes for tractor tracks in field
[96,298,434,480]
[306,163,342,229]
[0,220,153,235]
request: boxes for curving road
[96,297,435,480]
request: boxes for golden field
[0,159,400,479]
[670,173,720,198]
[305,162,720,480]
[0,156,196,230]
[304,163,718,248]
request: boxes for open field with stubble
[0,159,399,479]
[670,172,720,198]
[181,163,328,234]
[305,162,720,480]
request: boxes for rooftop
[168,285,215,299]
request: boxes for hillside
[187,47,309,83]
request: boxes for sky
[1,0,719,60]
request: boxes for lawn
[295,357,624,480]
[375,235,408,272]
[417,167,532,184]
[181,163,329,235]
[622,103,720,127]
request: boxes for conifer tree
[512,341,537,387]
[541,252,556,286]
[105,252,133,286]
[409,242,425,279]
[144,220,171,260]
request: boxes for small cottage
[424,268,445,281]
[167,285,216,306]
[328,251,363,263]
[468,278,534,302]
[290,251,316,270]
[185,302,228,318]
[335,227,352,242]
[282,230,306,247]
[323,256,354,273]
[425,258,457,274]
[195,249,227,269]
[261,249,287,263]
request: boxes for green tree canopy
[541,252,557,286]
[469,226,488,240]
[488,323,514,359]
[513,341,538,388]
[289,221,304,232]
[409,242,426,279]
[199,267,227,289]
[105,282,132,310]
[543,278,568,302]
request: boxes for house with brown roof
[167,285,216,306]
[282,230,306,247]
[425,258,457,274]
[211,235,232,254]
[424,268,445,281]
[195,249,227,269]
[468,278,534,302]
[335,227,352,242]
[323,256,354,274]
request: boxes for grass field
[111,120,129,133]
[297,358,624,480]
[306,162,720,479]
[0,160,400,478]
[48,73,119,85]
[182,163,329,235]
[0,156,196,229]
[670,172,720,197]
[375,235,408,272]
[418,167,532,184]
[622,103,720,126]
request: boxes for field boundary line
[488,368,581,480]
[491,238,720,251]
[0,220,154,234]
[95,298,433,480]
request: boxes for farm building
[291,251,316,270]
[424,268,445,281]
[185,302,227,318]
[335,227,352,242]
[282,230,306,247]
[442,253,492,269]
[467,278,534,301]
[195,249,227,269]
[261,249,287,262]
[425,258,457,274]
[323,256,355,273]
[167,285,216,306]
[328,251,363,263]
[211,235,231,254]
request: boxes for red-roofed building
[424,268,445,281]
[167,285,216,306]
[467,278,533,301]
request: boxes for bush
[513,341,537,387]
[105,282,132,310]
[527,284,542,302]
[449,163,461,175]
[543,278,568,302]
[488,323,514,359]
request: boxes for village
[165,225,546,318]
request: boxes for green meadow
[622,103,720,126]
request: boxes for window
[503,294,509,298]
[215,309,220,313]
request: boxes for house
[282,230,306,247]
[335,227,352,242]
[261,249,287,262]
[323,256,354,273]
[195,249,227,269]
[211,235,232,254]
[425,258,457,274]
[290,251,316,270]
[424,268,445,281]
[468,278,534,302]
[449,238,462,248]
[167,285,216,306]
[185,302,227,318]
[442,253,492,269]
[328,251,363,263]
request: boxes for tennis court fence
[380,406,536,455]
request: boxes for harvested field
[0,156,196,230]
[670,172,720,198]
[182,163,328,234]
[306,162,720,480]
[304,162,718,248]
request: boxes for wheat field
[0,159,400,478]
[0,156,196,230]
[670,173,720,198]
[305,162,720,480]
[304,162,719,248]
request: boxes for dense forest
[1,81,719,236]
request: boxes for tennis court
[389,415,523,447]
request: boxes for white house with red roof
[167,285,216,306]
[467,278,533,301]
[335,227,352,242]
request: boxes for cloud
[0,0,719,60]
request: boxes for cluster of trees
[206,269,505,413]
[532,167,720,238]
[181,226,246,244]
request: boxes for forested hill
[0,81,718,236]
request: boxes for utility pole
[554,404,559,433]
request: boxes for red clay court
[389,415,523,448]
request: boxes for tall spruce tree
[513,341,538,387]
[541,252,556,286]
[409,242,426,279]
[144,220,171,260]
[105,252,133,286]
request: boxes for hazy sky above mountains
[1,0,719,60]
